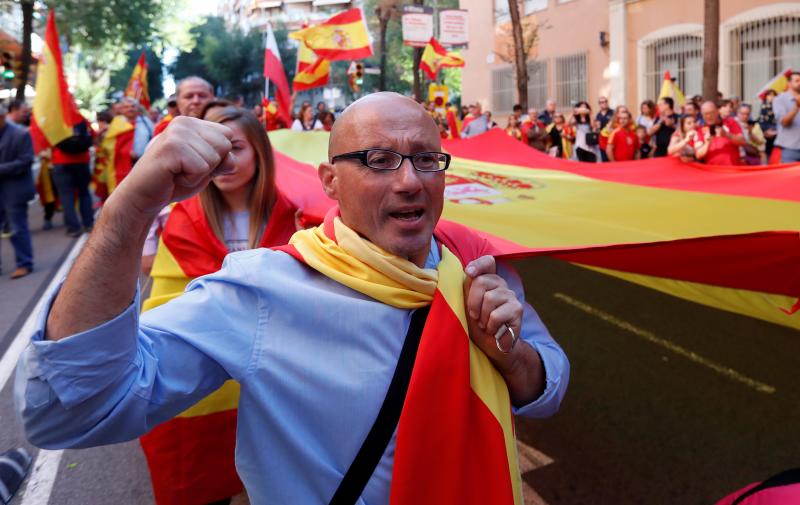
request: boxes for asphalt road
[1,205,797,504]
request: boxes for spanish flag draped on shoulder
[289,8,372,61]
[125,51,150,109]
[420,37,465,80]
[279,210,523,504]
[30,11,84,153]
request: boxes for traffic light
[1,52,14,80]
[355,62,364,86]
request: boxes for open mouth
[389,208,424,221]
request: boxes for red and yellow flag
[125,51,150,109]
[98,116,134,195]
[758,68,792,100]
[278,210,522,504]
[266,128,800,331]
[658,70,686,108]
[293,41,330,92]
[289,8,373,61]
[141,192,299,505]
[420,37,465,80]
[30,11,83,153]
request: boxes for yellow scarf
[290,217,452,308]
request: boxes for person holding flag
[16,92,568,504]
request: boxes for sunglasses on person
[331,149,451,172]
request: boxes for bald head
[701,100,720,126]
[177,76,214,118]
[328,92,438,160]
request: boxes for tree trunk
[378,11,389,91]
[508,0,528,110]
[411,0,424,101]
[16,0,34,100]
[702,0,719,102]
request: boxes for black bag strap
[328,306,430,505]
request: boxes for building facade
[460,0,800,117]
[220,0,355,32]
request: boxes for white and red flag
[264,25,291,127]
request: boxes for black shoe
[0,448,32,503]
[66,229,82,238]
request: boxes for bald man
[152,76,215,136]
[16,93,568,503]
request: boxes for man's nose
[393,158,423,193]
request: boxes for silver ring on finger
[494,324,518,354]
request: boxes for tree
[14,0,33,100]
[702,0,719,101]
[375,0,401,91]
[507,0,528,110]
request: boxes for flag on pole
[420,37,465,80]
[289,8,373,61]
[125,51,150,109]
[29,10,83,154]
[293,41,330,92]
[758,68,792,100]
[658,70,686,108]
[264,24,291,128]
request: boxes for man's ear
[318,161,339,200]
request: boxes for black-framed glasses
[331,149,450,172]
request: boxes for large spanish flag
[30,11,83,153]
[266,128,800,330]
[141,192,299,505]
[124,51,150,109]
[289,8,373,61]
[420,37,465,80]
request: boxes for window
[729,16,800,103]
[526,59,548,109]
[524,0,548,14]
[644,34,702,102]
[495,0,510,24]
[555,52,587,109]
[492,67,515,114]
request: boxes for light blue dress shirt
[15,242,569,504]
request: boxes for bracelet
[494,324,518,353]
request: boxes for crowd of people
[437,71,800,167]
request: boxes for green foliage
[108,48,164,103]
[171,16,297,103]
[47,0,168,56]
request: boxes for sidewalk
[0,200,80,348]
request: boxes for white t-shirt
[291,119,323,131]
[223,211,250,252]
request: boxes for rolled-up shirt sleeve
[15,255,261,449]
[497,262,570,418]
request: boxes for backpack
[55,121,92,154]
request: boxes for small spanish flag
[758,68,792,100]
[125,51,150,109]
[289,8,372,61]
[658,70,686,108]
[420,37,465,80]
[29,11,84,153]
[293,41,330,92]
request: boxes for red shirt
[704,117,742,166]
[608,127,639,161]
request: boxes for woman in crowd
[758,89,778,160]
[139,107,301,505]
[636,100,657,131]
[291,103,323,131]
[505,114,523,141]
[667,114,704,162]
[546,112,574,159]
[571,101,601,162]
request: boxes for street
[0,206,797,505]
